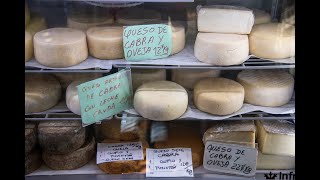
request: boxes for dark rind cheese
[25,148,42,175]
[25,122,37,155]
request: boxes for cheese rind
[257,151,295,170]
[252,9,271,25]
[34,28,88,68]
[131,69,166,92]
[197,5,254,34]
[25,149,42,175]
[249,23,295,59]
[134,81,188,121]
[116,8,161,25]
[25,31,33,62]
[194,33,249,65]
[194,78,244,115]
[237,70,294,106]
[25,123,37,155]
[67,17,114,31]
[26,14,47,36]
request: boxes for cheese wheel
[38,121,86,154]
[171,69,220,90]
[67,17,114,31]
[197,5,254,34]
[134,81,188,121]
[25,31,33,62]
[116,8,161,25]
[194,32,249,66]
[43,136,95,170]
[194,78,244,115]
[252,9,271,25]
[54,73,102,92]
[87,26,124,59]
[25,3,30,26]
[26,14,47,36]
[25,148,42,175]
[131,69,166,92]
[34,28,88,68]
[171,22,185,55]
[236,70,294,106]
[25,122,37,155]
[249,23,295,59]
[25,74,61,113]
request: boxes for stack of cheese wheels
[25,122,42,175]
[194,77,244,115]
[98,139,149,174]
[67,16,114,31]
[25,2,30,26]
[25,31,33,62]
[236,70,294,106]
[131,69,166,92]
[134,81,188,121]
[26,14,47,36]
[171,69,220,90]
[116,7,161,25]
[195,5,253,65]
[252,9,271,25]
[25,74,61,114]
[249,23,295,59]
[34,28,88,68]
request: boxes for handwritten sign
[123,24,172,61]
[77,69,133,126]
[203,141,257,177]
[96,142,144,164]
[146,148,194,177]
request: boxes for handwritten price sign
[203,141,258,177]
[123,24,172,61]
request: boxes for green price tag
[77,69,133,126]
[123,24,172,61]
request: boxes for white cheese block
[25,122,37,154]
[194,33,249,65]
[134,81,188,121]
[252,9,271,25]
[116,8,161,25]
[171,69,220,90]
[25,74,62,113]
[25,148,42,175]
[237,70,294,106]
[256,120,295,156]
[257,151,295,170]
[197,5,254,34]
[25,31,33,62]
[25,3,30,26]
[87,26,124,59]
[131,69,166,92]
[194,78,244,115]
[34,28,88,68]
[67,17,114,31]
[26,14,47,36]
[249,23,295,59]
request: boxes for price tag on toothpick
[146,148,194,177]
[203,141,258,177]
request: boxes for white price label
[203,141,258,177]
[146,148,194,177]
[96,142,144,164]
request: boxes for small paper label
[96,142,144,164]
[203,141,257,177]
[146,148,194,177]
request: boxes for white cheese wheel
[194,78,244,115]
[26,14,47,36]
[249,23,295,59]
[25,31,33,62]
[87,26,124,59]
[131,69,166,92]
[194,32,249,65]
[171,22,185,55]
[171,69,220,90]
[252,9,271,25]
[67,17,114,31]
[237,70,294,106]
[34,28,88,68]
[134,81,188,121]
[197,5,254,34]
[54,73,102,91]
[116,8,161,25]
[25,74,62,113]
[25,3,30,26]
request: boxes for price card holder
[203,141,258,177]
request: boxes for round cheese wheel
[54,73,102,91]
[38,121,86,154]
[43,136,95,170]
[252,9,271,25]
[26,14,47,36]
[116,8,161,25]
[171,22,185,55]
[34,28,88,68]
[67,17,114,31]
[25,122,37,155]
[25,3,30,26]
[131,69,166,92]
[87,26,124,59]
[25,31,33,62]
[194,32,249,66]
[194,78,245,115]
[249,23,295,59]
[134,81,188,121]
[25,148,42,175]
[236,70,294,106]
[25,74,61,113]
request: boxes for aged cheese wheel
[194,78,244,115]
[249,23,295,59]
[25,122,37,154]
[38,121,86,154]
[34,28,88,67]
[26,14,47,36]
[54,73,102,92]
[87,26,124,59]
[25,3,30,26]
[67,16,114,31]
[43,136,95,170]
[252,9,271,25]
[25,148,42,175]
[116,8,161,25]
[25,74,61,113]
[131,69,166,92]
[237,70,294,106]
[171,69,220,90]
[194,33,249,66]
[25,31,33,62]
[134,81,188,121]
[98,139,149,174]
[197,5,254,34]
[171,22,185,55]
